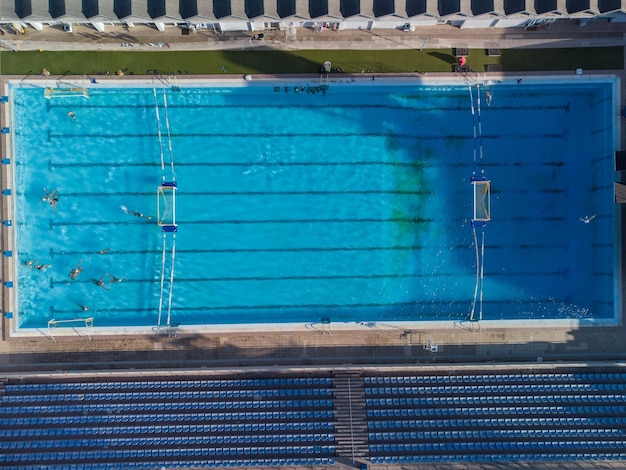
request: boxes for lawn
[0,46,621,76]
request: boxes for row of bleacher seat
[7,377,332,393]
[0,415,334,430]
[2,396,329,407]
[365,383,626,395]
[2,442,335,456]
[0,457,335,468]
[1,388,332,403]
[370,440,626,453]
[369,428,626,441]
[0,403,333,416]
[366,405,626,418]
[367,394,626,406]
[369,454,626,464]
[364,373,626,385]
[0,449,334,469]
[367,416,626,429]
[1,434,334,449]
[1,421,333,434]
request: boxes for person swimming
[33,263,51,271]
[107,273,125,284]
[579,214,597,224]
[121,205,152,220]
[96,276,110,290]
[97,248,110,255]
[69,259,83,280]
[76,304,91,312]
[485,89,492,106]
[42,188,59,211]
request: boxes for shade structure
[245,0,265,17]
[503,0,536,14]
[1,0,625,24]
[48,0,66,17]
[80,0,98,17]
[471,0,505,15]
[308,0,343,18]
[182,0,220,20]
[387,0,408,17]
[598,0,626,12]
[293,0,309,17]
[534,0,568,14]
[212,0,232,18]
[153,0,184,20]
[11,0,31,18]
[437,0,473,15]
[86,0,120,21]
[113,0,132,18]
[122,0,150,20]
[261,0,279,18]
[341,0,361,16]
[274,0,295,17]
[406,0,439,16]
[26,0,52,18]
[566,0,600,13]
[371,0,395,16]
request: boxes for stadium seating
[3,369,626,467]
[364,371,626,464]
[0,376,335,468]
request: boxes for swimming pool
[7,76,618,330]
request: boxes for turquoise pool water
[10,79,616,328]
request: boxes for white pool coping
[3,72,622,338]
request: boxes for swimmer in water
[67,111,76,120]
[121,205,152,220]
[76,304,91,312]
[97,248,110,255]
[24,259,37,267]
[579,214,597,224]
[96,276,110,290]
[42,188,59,211]
[33,263,51,271]
[69,259,83,280]
[107,273,125,284]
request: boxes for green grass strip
[0,46,621,76]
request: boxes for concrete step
[331,371,369,460]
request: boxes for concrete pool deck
[0,21,626,372]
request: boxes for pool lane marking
[48,220,152,227]
[45,190,435,198]
[46,132,569,140]
[49,217,434,227]
[48,269,570,287]
[46,215,572,228]
[50,245,431,257]
[44,102,573,112]
[14,188,569,199]
[20,188,567,199]
[46,158,568,169]
[48,242,570,258]
[46,298,579,315]
[49,273,434,286]
[49,161,435,168]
